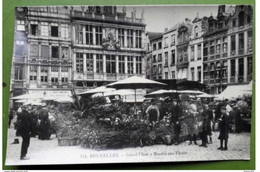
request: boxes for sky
[118,5,219,32]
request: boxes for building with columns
[11,6,146,96]
[71,6,146,93]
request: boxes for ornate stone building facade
[11,6,146,96]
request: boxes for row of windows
[76,53,142,74]
[29,76,68,83]
[29,44,70,59]
[29,22,69,38]
[75,25,143,48]
[152,50,176,66]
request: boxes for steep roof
[147,32,163,41]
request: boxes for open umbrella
[11,93,44,100]
[106,76,167,104]
[178,90,204,95]
[197,93,215,98]
[77,86,115,97]
[145,89,178,97]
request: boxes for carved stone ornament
[102,28,120,50]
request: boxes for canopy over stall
[215,81,252,100]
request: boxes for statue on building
[141,8,145,19]
[122,6,126,14]
[133,8,136,19]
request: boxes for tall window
[239,33,244,50]
[216,44,220,54]
[127,56,134,74]
[158,54,162,62]
[41,22,48,36]
[223,43,227,53]
[191,67,194,81]
[231,35,236,51]
[76,53,83,73]
[95,26,102,45]
[232,19,236,27]
[239,12,245,27]
[153,55,156,63]
[171,71,175,79]
[158,64,162,74]
[203,47,208,56]
[41,45,49,59]
[96,54,103,73]
[14,65,23,80]
[197,44,201,60]
[106,55,116,74]
[171,34,175,45]
[158,42,162,49]
[86,25,93,45]
[238,58,244,77]
[75,25,83,44]
[61,24,69,39]
[231,59,236,77]
[136,56,142,74]
[118,28,124,48]
[164,72,168,79]
[127,29,133,48]
[164,37,168,48]
[31,24,38,36]
[51,26,58,37]
[197,66,201,82]
[164,52,168,66]
[135,30,142,48]
[86,53,93,73]
[51,46,59,58]
[153,43,156,51]
[171,50,175,65]
[118,55,125,74]
[41,76,48,83]
[248,30,252,49]
[30,44,39,58]
[247,56,252,75]
[190,46,194,61]
[210,46,215,55]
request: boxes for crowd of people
[8,95,251,160]
[143,96,251,150]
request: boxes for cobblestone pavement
[4,124,251,166]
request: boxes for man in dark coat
[217,104,229,151]
[204,104,213,144]
[16,105,33,160]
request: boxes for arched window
[239,11,245,27]
[194,26,199,37]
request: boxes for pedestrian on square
[204,104,213,144]
[16,105,33,160]
[197,105,208,147]
[38,107,51,140]
[186,100,198,145]
[217,103,230,151]
[145,99,160,126]
[8,108,15,128]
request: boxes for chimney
[218,5,226,13]
[164,28,168,32]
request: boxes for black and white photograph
[5,5,253,165]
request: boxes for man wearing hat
[16,105,33,160]
[217,103,229,151]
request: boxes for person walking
[204,104,213,144]
[217,104,230,151]
[16,105,33,160]
[8,108,14,128]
